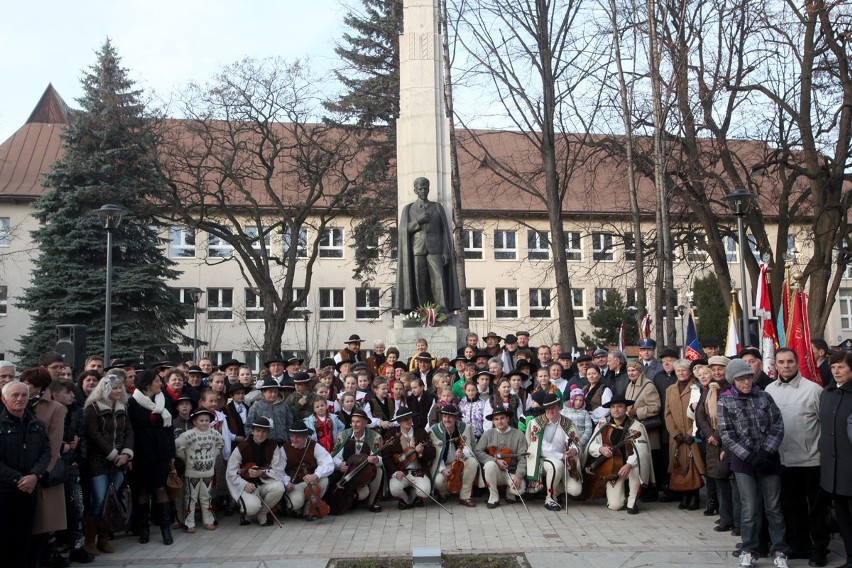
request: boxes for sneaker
[773,552,789,568]
[739,552,755,567]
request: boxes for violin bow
[503,469,530,515]
[400,475,453,515]
[257,492,284,528]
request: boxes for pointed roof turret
[25,83,72,125]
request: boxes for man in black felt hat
[219,358,244,385]
[415,352,436,391]
[263,355,287,385]
[381,406,435,509]
[484,332,503,358]
[502,334,520,372]
[329,408,385,513]
[281,420,334,521]
[585,394,652,514]
[475,407,528,508]
[225,416,287,527]
[334,334,363,368]
[429,404,479,507]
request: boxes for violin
[304,481,330,520]
[485,446,528,466]
[394,438,432,466]
[239,462,270,483]
[446,434,466,494]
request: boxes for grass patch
[332,554,524,568]
[333,559,412,568]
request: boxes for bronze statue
[395,177,460,314]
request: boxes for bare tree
[452,0,610,348]
[158,58,368,358]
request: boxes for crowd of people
[0,331,850,568]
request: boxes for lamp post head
[187,287,204,304]
[723,188,755,215]
[92,204,127,230]
[302,308,312,323]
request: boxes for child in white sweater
[175,408,225,532]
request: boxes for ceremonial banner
[788,291,822,385]
[617,322,625,353]
[725,301,740,357]
[684,310,701,361]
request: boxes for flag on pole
[755,263,772,319]
[755,262,779,378]
[684,309,701,361]
[777,269,791,348]
[725,300,740,357]
[617,322,626,353]
[639,314,652,341]
[787,290,822,385]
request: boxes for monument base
[392,314,467,362]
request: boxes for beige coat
[32,393,68,535]
[625,376,663,450]
[664,379,704,474]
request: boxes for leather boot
[678,493,689,509]
[97,530,114,554]
[158,502,174,545]
[137,502,150,544]
[704,495,719,516]
[83,515,100,556]
[687,491,701,511]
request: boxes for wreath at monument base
[406,302,447,327]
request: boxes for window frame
[527,230,550,261]
[466,288,486,320]
[493,229,517,260]
[564,231,582,262]
[319,288,345,321]
[591,232,614,262]
[463,229,484,260]
[0,217,10,247]
[167,226,196,258]
[529,288,552,318]
[839,288,852,330]
[571,288,585,318]
[282,227,308,259]
[319,228,345,258]
[207,232,234,259]
[355,287,381,321]
[207,288,234,321]
[244,288,264,321]
[0,285,7,316]
[495,288,519,319]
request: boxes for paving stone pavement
[89,498,847,567]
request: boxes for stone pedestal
[392,315,467,361]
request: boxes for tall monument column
[396,0,452,217]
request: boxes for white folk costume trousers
[540,456,565,504]
[285,478,330,515]
[433,456,478,500]
[354,468,385,505]
[239,481,285,522]
[605,466,642,510]
[389,471,432,505]
[184,476,214,528]
[482,461,526,504]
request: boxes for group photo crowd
[1,330,850,568]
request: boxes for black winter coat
[0,407,51,491]
[127,398,175,466]
[819,381,852,497]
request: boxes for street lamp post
[302,309,313,365]
[724,188,755,348]
[676,304,687,356]
[188,287,204,362]
[93,204,127,365]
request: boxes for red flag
[639,314,652,341]
[787,291,821,385]
[618,322,625,353]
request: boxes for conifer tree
[16,40,190,365]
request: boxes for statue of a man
[395,177,460,314]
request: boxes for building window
[243,352,262,374]
[208,233,234,258]
[592,232,614,261]
[288,287,309,317]
[355,288,381,320]
[624,232,636,262]
[661,290,680,317]
[245,288,263,320]
[494,230,516,260]
[571,288,585,318]
[594,288,615,308]
[840,288,852,330]
[463,229,483,260]
[844,264,852,280]
[723,235,738,263]
[529,288,552,318]
[466,289,485,319]
[207,288,234,320]
[208,352,233,366]
[319,288,344,320]
[528,230,550,260]
[168,227,195,258]
[318,349,337,363]
[495,288,518,319]
[0,218,9,247]
[0,285,7,316]
[389,230,398,260]
[626,288,637,308]
[319,228,344,258]
[747,233,761,262]
[283,227,308,258]
[565,231,582,261]
[686,234,708,263]
[245,226,271,252]
[170,288,199,320]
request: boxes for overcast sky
[0,0,348,141]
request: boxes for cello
[583,429,640,500]
[326,433,400,515]
[446,434,466,494]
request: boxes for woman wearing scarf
[127,370,176,545]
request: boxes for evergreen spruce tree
[15,40,191,365]
[580,290,639,350]
[693,275,727,345]
[325,0,402,281]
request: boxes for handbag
[166,469,183,499]
[98,479,133,533]
[41,458,67,487]
[640,416,663,431]
[668,444,704,492]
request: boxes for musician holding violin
[281,420,334,521]
[429,404,479,507]
[474,407,527,509]
[381,407,435,510]
[225,417,288,526]
[328,408,385,513]
[525,393,582,512]
[584,394,652,514]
